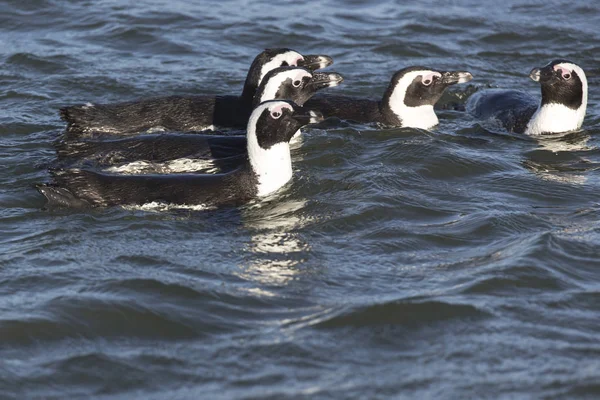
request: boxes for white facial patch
[246,102,294,197]
[526,62,587,135]
[554,65,572,79]
[258,51,304,86]
[269,102,294,117]
[258,69,312,103]
[388,70,440,129]
[421,72,441,86]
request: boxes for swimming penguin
[55,67,343,167]
[466,59,587,135]
[60,49,333,137]
[303,66,473,129]
[38,100,323,208]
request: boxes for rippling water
[1,0,600,398]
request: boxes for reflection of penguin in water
[38,101,323,208]
[60,49,333,137]
[467,59,587,135]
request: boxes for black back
[45,165,257,208]
[304,95,385,124]
[55,134,248,166]
[466,89,538,133]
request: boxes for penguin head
[384,67,472,129]
[248,100,323,149]
[529,59,587,111]
[243,49,334,101]
[254,66,344,107]
[246,100,323,197]
[387,67,473,108]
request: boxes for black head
[241,48,304,101]
[384,66,473,108]
[253,66,344,107]
[529,59,587,110]
[249,100,324,149]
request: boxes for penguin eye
[292,80,302,87]
[422,78,432,86]
[562,72,571,80]
[271,111,282,119]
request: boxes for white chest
[248,141,293,197]
[393,104,439,129]
[525,104,585,135]
[387,86,439,129]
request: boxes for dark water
[1,0,600,398]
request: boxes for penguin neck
[247,127,293,197]
[526,91,587,136]
[525,103,585,135]
[383,85,439,129]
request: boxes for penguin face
[244,49,334,101]
[256,67,344,106]
[390,67,473,107]
[530,59,586,110]
[251,100,323,149]
[384,66,472,129]
[256,49,305,86]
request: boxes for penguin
[466,59,587,135]
[303,66,473,129]
[60,49,333,137]
[55,67,343,167]
[38,100,323,208]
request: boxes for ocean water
[1,0,599,398]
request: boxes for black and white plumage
[60,49,333,137]
[466,59,587,135]
[304,66,473,129]
[38,101,324,208]
[55,67,343,167]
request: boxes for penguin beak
[529,68,541,82]
[440,71,473,85]
[307,72,344,90]
[292,108,324,126]
[298,55,334,71]
[529,66,554,83]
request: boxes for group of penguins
[37,48,589,209]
